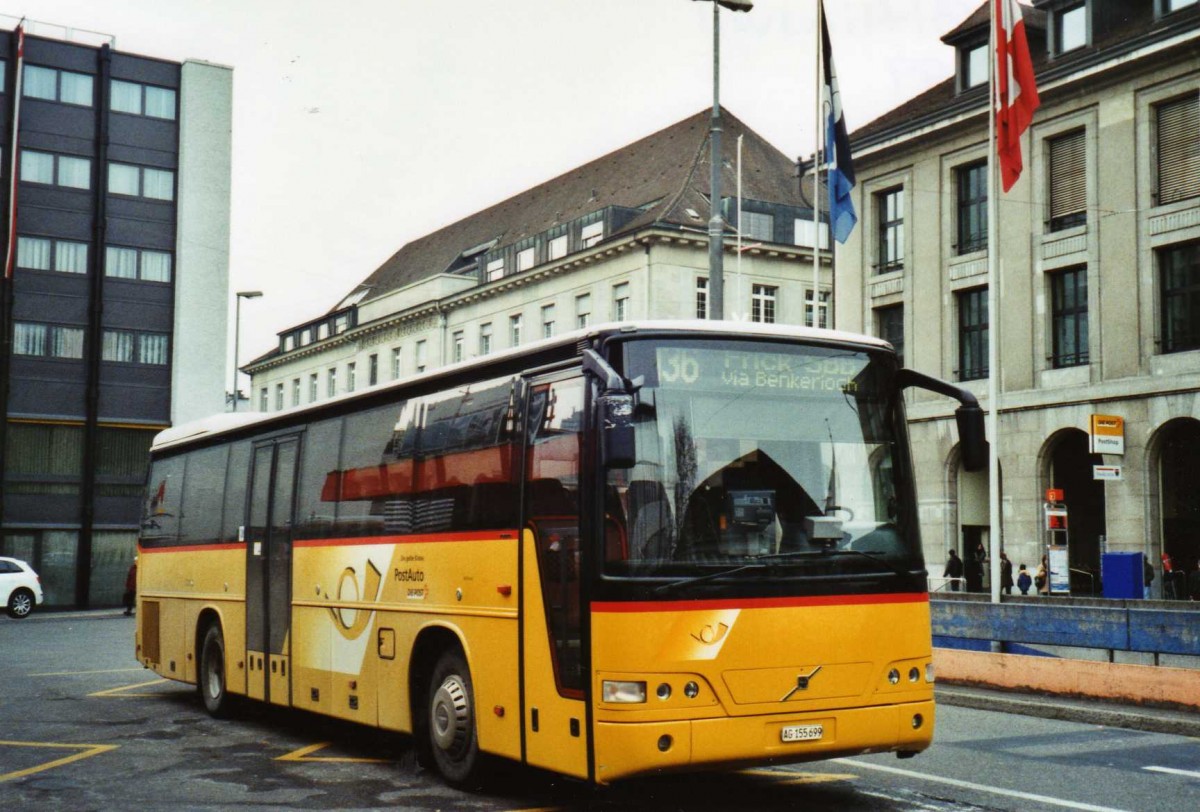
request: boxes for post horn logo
[690,622,730,646]
[329,560,382,640]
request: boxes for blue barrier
[931,598,1200,658]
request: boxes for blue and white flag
[821,2,856,244]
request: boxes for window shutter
[1157,93,1200,206]
[1049,130,1086,226]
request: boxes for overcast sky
[13,0,986,380]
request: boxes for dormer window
[1055,2,1087,54]
[962,42,988,90]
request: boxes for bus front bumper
[593,699,934,784]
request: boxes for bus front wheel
[427,649,489,787]
[198,623,235,718]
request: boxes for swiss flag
[994,0,1040,192]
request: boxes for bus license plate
[780,724,823,743]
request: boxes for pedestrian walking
[1000,552,1014,595]
[1036,555,1049,595]
[1016,563,1032,595]
[943,549,963,592]
[123,558,138,616]
[1143,554,1155,599]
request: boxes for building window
[101,330,168,365]
[1055,3,1088,54]
[415,340,427,373]
[12,322,84,359]
[541,304,555,338]
[20,150,91,190]
[548,233,568,261]
[479,323,493,356]
[612,282,630,322]
[327,368,337,398]
[575,294,591,329]
[487,258,504,282]
[140,333,169,365]
[347,362,357,392]
[24,65,93,106]
[509,314,523,347]
[696,277,708,319]
[793,219,830,249]
[110,80,177,119]
[275,383,284,411]
[108,162,175,201]
[751,284,777,324]
[392,347,402,379]
[105,246,172,282]
[291,378,301,407]
[1050,267,1089,367]
[876,188,904,272]
[1048,130,1087,231]
[260,388,268,412]
[876,305,904,366]
[309,373,318,402]
[453,331,465,363]
[1161,241,1200,354]
[318,323,330,341]
[517,246,535,272]
[17,237,89,275]
[283,335,295,352]
[581,221,604,248]
[962,43,988,90]
[956,161,988,255]
[368,354,379,386]
[805,289,830,328]
[958,288,989,381]
[741,211,774,242]
[1155,93,1200,206]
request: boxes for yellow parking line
[88,678,170,698]
[276,742,393,764]
[30,667,145,677]
[0,741,118,783]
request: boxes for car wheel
[7,588,34,619]
[427,649,491,787]
[198,623,235,718]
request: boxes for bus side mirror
[599,392,635,470]
[956,404,987,472]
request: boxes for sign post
[1044,488,1070,595]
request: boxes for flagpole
[987,0,1002,605]
[812,0,823,327]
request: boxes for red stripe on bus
[294,530,516,548]
[591,593,928,613]
[138,542,243,554]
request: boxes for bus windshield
[604,338,919,586]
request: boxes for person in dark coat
[123,558,138,616]
[1000,552,1014,595]
[1016,563,1033,595]
[943,549,964,592]
[1143,554,1155,599]
[965,545,984,593]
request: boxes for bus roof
[152,320,893,453]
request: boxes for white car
[1,557,43,619]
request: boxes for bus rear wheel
[198,623,235,718]
[427,649,490,787]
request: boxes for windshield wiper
[753,547,913,578]
[653,563,767,594]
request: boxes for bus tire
[427,649,490,787]
[7,588,34,619]
[198,622,235,718]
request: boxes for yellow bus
[135,320,984,786]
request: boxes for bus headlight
[602,680,647,703]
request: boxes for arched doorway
[1156,418,1200,597]
[1044,429,1105,594]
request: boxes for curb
[936,684,1200,738]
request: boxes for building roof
[341,109,808,309]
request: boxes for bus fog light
[656,683,672,700]
[888,668,900,685]
[684,681,700,698]
[925,663,936,683]
[912,713,924,730]
[908,667,920,683]
[602,680,646,703]
[657,734,673,752]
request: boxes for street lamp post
[232,290,262,412]
[692,0,752,320]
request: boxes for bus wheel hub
[432,676,469,755]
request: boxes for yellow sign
[1089,414,1124,455]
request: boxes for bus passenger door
[521,376,589,779]
[245,436,299,706]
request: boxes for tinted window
[141,455,185,545]
[179,446,228,545]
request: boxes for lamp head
[236,290,263,300]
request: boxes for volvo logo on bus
[780,666,823,701]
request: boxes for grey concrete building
[836,0,1200,596]
[0,23,232,607]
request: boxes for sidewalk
[936,683,1200,738]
